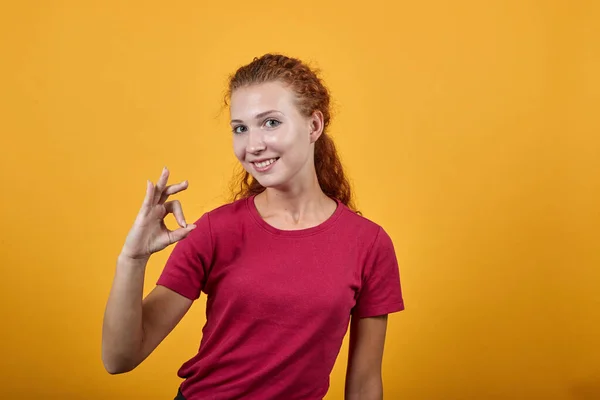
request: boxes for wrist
[118,251,150,267]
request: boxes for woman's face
[229,81,322,190]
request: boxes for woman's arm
[102,168,195,374]
[344,314,388,400]
[102,254,192,374]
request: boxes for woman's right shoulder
[206,196,248,217]
[195,197,249,230]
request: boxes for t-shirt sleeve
[156,212,213,301]
[353,227,405,318]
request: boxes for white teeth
[254,158,277,168]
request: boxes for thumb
[169,224,197,244]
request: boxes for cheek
[232,138,246,161]
[263,132,284,148]
[263,127,305,151]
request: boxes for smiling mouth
[251,157,280,172]
[252,158,279,168]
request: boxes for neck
[256,170,333,223]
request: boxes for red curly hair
[225,53,358,213]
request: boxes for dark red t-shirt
[157,195,404,399]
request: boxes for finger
[167,224,197,245]
[141,180,155,210]
[153,167,170,205]
[164,200,187,228]
[159,180,189,205]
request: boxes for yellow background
[1,1,598,399]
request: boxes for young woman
[102,54,404,400]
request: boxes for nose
[246,128,266,154]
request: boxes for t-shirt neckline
[246,194,345,237]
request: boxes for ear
[308,110,325,143]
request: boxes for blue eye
[265,119,281,128]
[233,125,247,134]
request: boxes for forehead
[230,81,297,119]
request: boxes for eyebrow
[230,110,282,124]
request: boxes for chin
[252,176,285,189]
